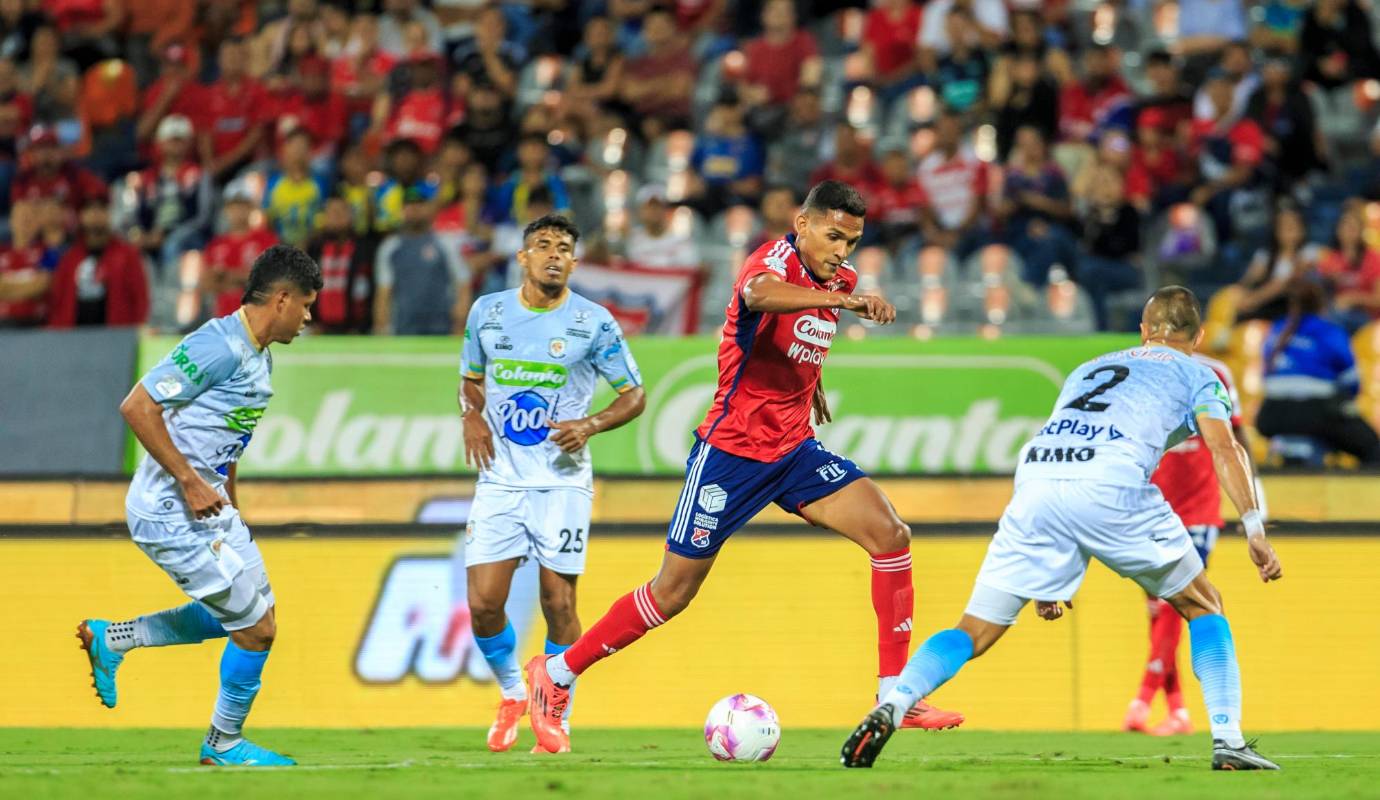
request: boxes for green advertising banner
[135,334,1137,477]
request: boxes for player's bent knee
[863,520,911,556]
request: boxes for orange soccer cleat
[1148,708,1193,737]
[1123,698,1151,732]
[524,656,571,754]
[900,700,965,730]
[487,697,526,752]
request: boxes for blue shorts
[1187,524,1219,566]
[665,437,867,558]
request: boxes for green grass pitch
[2,729,1377,799]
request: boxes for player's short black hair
[242,245,324,304]
[803,180,866,219]
[1142,285,1202,338]
[523,213,580,247]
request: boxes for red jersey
[207,228,278,317]
[695,235,856,461]
[1150,354,1242,527]
[200,78,269,159]
[0,243,50,324]
[386,88,447,154]
[10,164,107,212]
[742,30,819,105]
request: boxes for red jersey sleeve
[1209,362,1243,427]
[1230,120,1265,168]
[737,239,792,286]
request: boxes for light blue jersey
[1017,345,1232,486]
[462,288,641,492]
[126,311,272,521]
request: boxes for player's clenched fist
[463,409,496,471]
[549,418,597,453]
[1246,534,1282,582]
[841,293,895,325]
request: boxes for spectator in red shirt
[378,54,448,155]
[0,200,58,326]
[10,125,106,217]
[1319,205,1380,331]
[333,14,397,134]
[1188,68,1269,242]
[737,0,820,110]
[307,194,377,333]
[860,0,923,94]
[869,147,928,251]
[1059,44,1133,143]
[618,8,695,140]
[198,38,270,182]
[136,43,202,148]
[48,197,149,328]
[809,123,882,202]
[201,183,279,318]
[917,109,990,262]
[1127,108,1188,212]
[273,54,348,166]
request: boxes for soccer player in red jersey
[1124,353,1260,735]
[522,181,963,753]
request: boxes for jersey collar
[519,285,570,313]
[784,233,828,288]
[237,307,265,351]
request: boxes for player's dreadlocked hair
[241,244,324,305]
[1141,285,1202,339]
[803,180,867,218]
[523,213,580,247]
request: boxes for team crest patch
[155,377,183,399]
[691,527,712,548]
[548,337,567,358]
[574,310,590,324]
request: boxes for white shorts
[461,486,593,575]
[126,507,274,631]
[971,479,1203,616]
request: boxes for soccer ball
[703,693,781,762]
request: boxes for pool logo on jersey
[496,390,553,446]
[548,337,567,359]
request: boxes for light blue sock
[475,622,524,700]
[1189,614,1245,747]
[880,628,974,725]
[207,641,269,751]
[104,602,227,653]
[546,639,575,731]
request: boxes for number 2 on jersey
[1064,365,1130,412]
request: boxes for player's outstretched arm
[549,386,646,454]
[741,274,895,324]
[1198,414,1282,582]
[459,376,495,471]
[120,384,225,519]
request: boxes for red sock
[562,583,666,675]
[870,549,914,678]
[1136,599,1170,704]
[1154,604,1186,712]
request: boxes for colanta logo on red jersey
[787,315,837,365]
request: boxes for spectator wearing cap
[618,7,695,141]
[47,197,148,328]
[201,182,278,319]
[262,128,330,248]
[373,137,433,233]
[450,5,520,100]
[1299,0,1380,91]
[486,133,571,225]
[379,0,445,59]
[373,186,470,335]
[1059,44,1133,144]
[0,200,60,326]
[998,125,1077,287]
[625,183,700,269]
[10,124,106,217]
[450,82,516,170]
[112,114,211,277]
[735,0,820,112]
[1127,109,1189,212]
[1187,68,1270,242]
[1257,278,1380,464]
[274,54,348,166]
[377,54,448,155]
[1246,54,1325,191]
[308,194,377,334]
[136,43,203,147]
[991,48,1060,162]
[198,38,270,182]
[1318,204,1380,332]
[686,97,764,217]
[764,88,828,199]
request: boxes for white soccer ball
[703,693,781,762]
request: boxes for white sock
[878,675,899,701]
[881,685,921,727]
[499,681,527,701]
[104,620,140,653]
[205,725,241,753]
[546,653,575,686]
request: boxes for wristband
[1241,509,1265,539]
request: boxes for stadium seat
[1355,322,1380,428]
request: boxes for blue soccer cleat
[76,619,124,709]
[200,739,297,767]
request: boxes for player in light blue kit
[76,245,321,767]
[457,214,645,753]
[843,287,1284,770]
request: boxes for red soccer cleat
[487,697,525,752]
[1122,698,1150,733]
[524,656,571,754]
[900,700,965,730]
[1148,708,1192,736]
